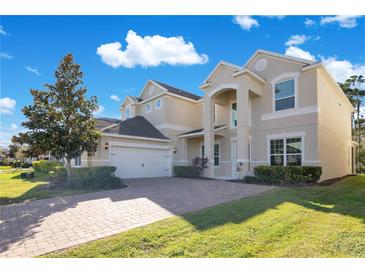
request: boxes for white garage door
[110,145,171,179]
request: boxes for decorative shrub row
[173,166,201,178]
[67,166,126,190]
[32,160,62,173]
[254,165,322,184]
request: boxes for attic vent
[255,58,268,72]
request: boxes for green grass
[0,168,90,205]
[45,175,365,258]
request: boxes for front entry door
[231,139,238,177]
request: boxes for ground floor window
[74,155,81,166]
[270,137,302,166]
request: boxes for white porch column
[236,80,250,178]
[203,96,215,178]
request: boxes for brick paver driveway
[0,177,273,257]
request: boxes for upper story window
[155,98,162,110]
[270,137,302,166]
[146,103,152,113]
[231,102,237,128]
[274,79,295,111]
[125,106,131,119]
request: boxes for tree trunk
[65,156,72,178]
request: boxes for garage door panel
[110,145,171,179]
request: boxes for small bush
[254,165,322,184]
[32,160,61,173]
[68,166,125,190]
[174,166,201,178]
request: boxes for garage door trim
[109,141,171,150]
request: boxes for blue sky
[1,15,365,147]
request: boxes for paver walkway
[0,177,274,257]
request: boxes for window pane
[214,144,219,166]
[201,145,205,157]
[270,139,284,154]
[214,157,219,166]
[275,96,295,111]
[275,79,294,100]
[214,144,219,156]
[287,138,302,154]
[287,154,301,166]
[231,103,237,127]
[271,155,284,166]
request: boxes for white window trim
[271,72,299,113]
[230,100,237,129]
[145,103,152,113]
[155,98,162,110]
[266,133,304,166]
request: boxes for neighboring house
[76,49,355,181]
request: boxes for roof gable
[243,49,315,69]
[202,61,240,85]
[138,80,167,100]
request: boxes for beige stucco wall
[316,68,353,180]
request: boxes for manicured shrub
[174,166,201,178]
[241,175,261,184]
[21,162,31,168]
[192,156,209,176]
[32,160,62,173]
[20,172,34,179]
[254,165,322,184]
[67,166,125,190]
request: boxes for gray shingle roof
[95,117,120,130]
[153,80,201,101]
[102,116,169,140]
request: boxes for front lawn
[0,168,90,205]
[45,175,365,258]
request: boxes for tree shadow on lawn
[182,177,365,231]
[0,176,364,255]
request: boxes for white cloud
[96,30,208,68]
[304,18,316,27]
[0,25,7,35]
[0,97,16,114]
[0,52,13,59]
[10,124,18,130]
[93,105,105,116]
[110,94,121,101]
[285,46,316,61]
[320,16,362,29]
[320,56,365,84]
[313,35,321,41]
[285,34,309,46]
[263,16,285,20]
[25,66,40,76]
[233,16,259,31]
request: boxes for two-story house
[75,49,355,181]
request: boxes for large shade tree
[21,54,99,176]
